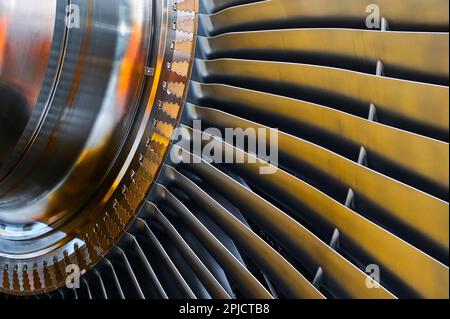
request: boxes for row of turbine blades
[3,0,448,299]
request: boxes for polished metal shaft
[0,0,149,224]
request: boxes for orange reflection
[117,22,144,115]
[0,16,7,66]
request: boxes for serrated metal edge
[0,0,199,296]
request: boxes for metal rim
[0,0,198,296]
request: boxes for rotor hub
[0,0,198,295]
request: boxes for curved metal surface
[0,0,198,295]
[0,0,448,300]
[0,0,59,169]
[0,0,149,222]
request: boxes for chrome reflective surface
[0,0,149,224]
[0,0,57,170]
[0,0,447,300]
[0,0,197,295]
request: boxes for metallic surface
[193,59,449,139]
[183,103,449,254]
[174,123,445,298]
[202,0,449,34]
[189,76,449,190]
[0,0,448,299]
[198,29,449,81]
[1,0,150,224]
[0,0,198,295]
[0,0,58,169]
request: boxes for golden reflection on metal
[182,104,449,298]
[191,81,449,190]
[195,58,449,134]
[186,104,449,254]
[205,0,449,33]
[199,29,449,79]
[0,0,199,296]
